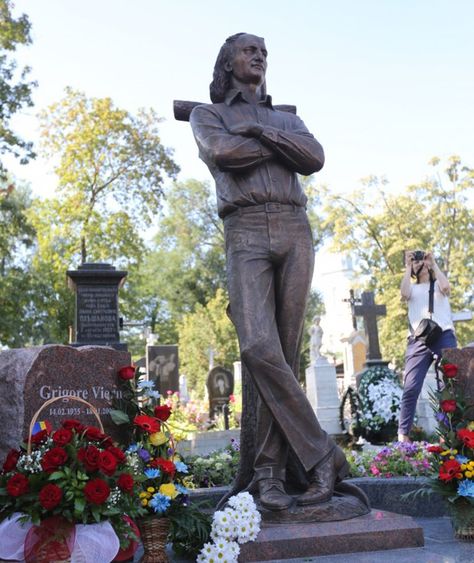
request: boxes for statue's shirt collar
[225,89,274,108]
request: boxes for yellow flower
[141,498,148,506]
[467,421,474,430]
[139,492,148,499]
[150,432,168,446]
[461,464,467,471]
[159,483,178,499]
[466,471,473,478]
[147,487,155,493]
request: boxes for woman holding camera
[398,250,457,442]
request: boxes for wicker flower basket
[450,500,474,541]
[136,516,170,562]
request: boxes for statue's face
[228,34,267,86]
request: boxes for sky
[6,0,474,201]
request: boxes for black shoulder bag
[412,278,443,346]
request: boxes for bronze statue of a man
[190,32,348,511]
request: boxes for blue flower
[457,480,474,498]
[456,455,469,464]
[144,468,161,479]
[174,461,188,473]
[149,493,171,514]
[127,444,139,453]
[175,484,188,495]
[139,448,151,462]
[137,380,155,389]
[147,390,161,399]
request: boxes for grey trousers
[224,207,333,480]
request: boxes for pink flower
[370,465,380,476]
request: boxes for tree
[38,88,179,262]
[0,180,36,346]
[323,156,474,367]
[12,89,180,345]
[0,0,36,179]
[136,179,226,343]
[177,288,239,398]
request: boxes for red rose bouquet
[111,367,211,557]
[111,368,189,517]
[424,358,474,539]
[0,414,144,561]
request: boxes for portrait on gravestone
[207,366,234,419]
[208,366,233,398]
[185,32,369,517]
[147,345,179,395]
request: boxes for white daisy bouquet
[197,492,261,562]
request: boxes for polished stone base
[238,510,424,562]
[257,481,370,524]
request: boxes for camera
[412,250,425,262]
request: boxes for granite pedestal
[238,510,424,561]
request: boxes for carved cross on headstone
[353,291,386,363]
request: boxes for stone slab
[238,510,424,561]
[188,477,448,518]
[0,344,131,463]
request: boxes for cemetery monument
[181,31,368,517]
[67,262,128,350]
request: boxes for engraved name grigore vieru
[39,385,123,400]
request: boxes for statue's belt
[224,202,305,219]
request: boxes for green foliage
[323,157,474,367]
[137,179,226,342]
[0,181,38,346]
[169,502,212,558]
[3,89,179,346]
[184,445,240,488]
[38,87,179,262]
[178,288,239,398]
[0,0,36,179]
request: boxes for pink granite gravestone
[0,345,131,464]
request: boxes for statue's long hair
[209,32,266,103]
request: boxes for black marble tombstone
[67,263,128,350]
[146,345,179,397]
[207,366,234,422]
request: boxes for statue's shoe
[296,446,350,506]
[258,478,293,511]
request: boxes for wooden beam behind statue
[173,100,297,122]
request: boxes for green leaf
[48,471,66,480]
[110,409,130,425]
[91,505,101,523]
[74,497,86,513]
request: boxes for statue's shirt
[190,89,324,218]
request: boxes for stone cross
[352,291,386,363]
[343,289,359,330]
